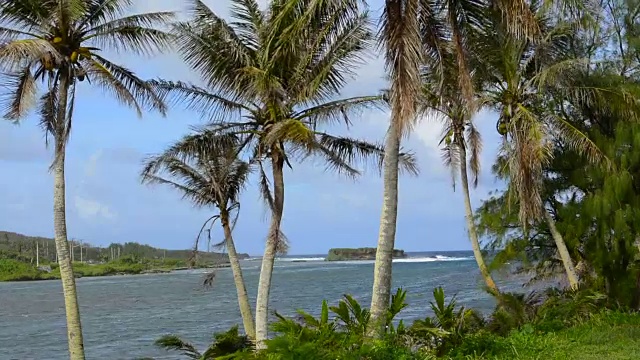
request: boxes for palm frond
[85,11,175,36]
[141,131,251,211]
[290,8,374,103]
[0,67,37,120]
[37,81,58,146]
[381,0,423,135]
[79,0,131,29]
[87,54,166,115]
[154,335,201,359]
[228,0,264,52]
[172,3,255,97]
[256,159,275,212]
[550,114,611,171]
[0,26,42,42]
[0,1,52,30]
[140,171,211,207]
[0,39,59,72]
[293,95,383,128]
[491,0,540,39]
[56,0,88,24]
[84,16,174,56]
[313,133,419,176]
[146,79,250,120]
[156,130,242,164]
[264,119,315,149]
[466,122,482,187]
[505,105,553,223]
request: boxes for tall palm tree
[141,134,256,340]
[472,4,638,289]
[148,0,415,347]
[0,1,172,358]
[369,0,426,336]
[421,54,499,294]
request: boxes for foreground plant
[410,287,483,356]
[0,1,171,358]
[154,326,252,360]
[150,0,414,347]
[267,288,409,358]
[141,135,256,339]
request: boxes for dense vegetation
[151,286,640,360]
[0,231,248,281]
[3,0,640,359]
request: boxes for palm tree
[472,4,638,289]
[141,134,256,340]
[148,0,415,347]
[369,0,426,336]
[421,54,499,294]
[0,1,172,358]
[368,0,506,335]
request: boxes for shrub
[408,287,484,356]
[534,287,607,332]
[486,291,541,336]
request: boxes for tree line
[2,0,640,359]
[0,231,246,265]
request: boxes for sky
[0,0,504,255]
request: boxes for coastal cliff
[326,247,406,261]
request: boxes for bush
[533,287,607,332]
[0,259,56,281]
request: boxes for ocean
[0,251,540,359]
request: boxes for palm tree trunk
[369,122,401,337]
[53,74,85,360]
[221,210,256,340]
[458,141,499,294]
[255,153,285,349]
[544,211,579,289]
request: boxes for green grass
[456,312,640,360]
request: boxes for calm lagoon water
[0,251,535,359]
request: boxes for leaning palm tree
[0,1,172,358]
[472,5,638,289]
[148,0,415,347]
[141,134,256,340]
[420,54,499,294]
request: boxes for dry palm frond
[380,0,423,136]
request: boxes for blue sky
[0,0,504,255]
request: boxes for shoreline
[0,262,232,283]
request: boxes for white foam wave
[332,256,473,265]
[245,255,472,263]
[393,256,472,263]
[277,257,326,262]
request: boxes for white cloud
[84,149,102,177]
[74,196,116,221]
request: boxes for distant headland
[326,247,406,261]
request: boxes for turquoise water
[0,251,535,359]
